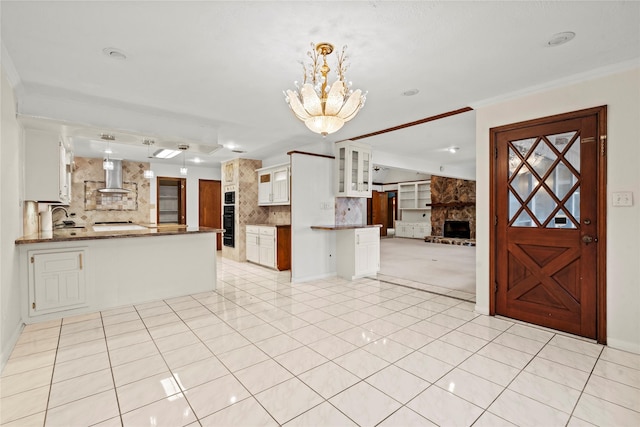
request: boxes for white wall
[1,68,25,369]
[290,153,336,282]
[149,162,221,227]
[475,67,640,353]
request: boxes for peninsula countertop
[310,224,382,230]
[15,225,224,245]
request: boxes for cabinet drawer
[246,225,260,234]
[356,229,380,244]
[260,227,275,236]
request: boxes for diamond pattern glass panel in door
[508,133,581,228]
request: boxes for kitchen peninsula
[15,226,223,323]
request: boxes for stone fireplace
[444,220,471,239]
[429,175,476,240]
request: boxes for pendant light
[143,139,155,179]
[178,144,189,176]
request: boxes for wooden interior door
[199,179,222,250]
[491,107,606,341]
[372,191,388,236]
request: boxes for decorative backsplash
[336,197,366,225]
[53,157,151,225]
[84,181,138,211]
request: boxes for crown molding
[470,59,640,109]
[1,43,21,88]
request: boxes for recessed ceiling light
[102,47,127,60]
[153,149,182,159]
[448,147,459,154]
[192,157,202,164]
[548,31,575,47]
[402,89,420,96]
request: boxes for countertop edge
[15,227,224,245]
[246,224,291,228]
[310,224,383,230]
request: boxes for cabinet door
[355,229,380,276]
[31,250,86,314]
[246,233,260,263]
[357,148,372,196]
[259,233,275,268]
[271,167,289,204]
[258,172,272,205]
[25,129,67,203]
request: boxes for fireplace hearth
[443,220,471,239]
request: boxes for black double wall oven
[223,192,235,247]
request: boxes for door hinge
[494,146,498,159]
[79,253,83,270]
[32,302,36,309]
[600,135,607,156]
[494,282,498,294]
[494,215,498,226]
[30,256,34,263]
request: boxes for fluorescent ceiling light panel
[153,149,182,159]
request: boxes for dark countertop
[311,224,382,230]
[15,225,224,245]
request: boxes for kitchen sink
[92,224,147,232]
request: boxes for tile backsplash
[335,197,366,226]
[53,157,151,225]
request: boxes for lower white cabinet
[28,248,87,315]
[396,221,431,239]
[337,227,380,280]
[246,225,291,270]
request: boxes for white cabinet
[396,221,431,239]
[398,180,431,210]
[25,129,72,204]
[335,140,373,198]
[28,248,87,316]
[336,227,380,280]
[246,226,260,264]
[246,225,291,270]
[257,164,290,206]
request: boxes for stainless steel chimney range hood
[98,159,131,193]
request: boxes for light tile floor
[1,258,639,426]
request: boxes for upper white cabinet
[335,140,372,198]
[398,180,431,210]
[25,128,72,204]
[257,164,290,206]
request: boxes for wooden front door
[491,106,606,341]
[199,179,222,250]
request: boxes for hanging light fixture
[284,42,366,137]
[143,139,155,179]
[178,144,189,176]
[101,133,115,170]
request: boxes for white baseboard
[606,337,640,355]
[0,321,25,374]
[474,305,490,315]
[291,272,336,284]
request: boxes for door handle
[582,235,598,244]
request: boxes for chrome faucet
[51,206,69,217]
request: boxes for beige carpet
[379,237,476,294]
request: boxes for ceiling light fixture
[143,139,155,179]
[178,144,189,176]
[548,31,576,47]
[284,42,366,137]
[402,89,419,97]
[153,148,182,159]
[102,47,127,60]
[448,147,460,154]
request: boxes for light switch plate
[612,191,633,207]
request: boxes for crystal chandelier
[284,42,366,136]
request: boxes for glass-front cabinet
[335,140,372,198]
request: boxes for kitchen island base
[18,231,218,323]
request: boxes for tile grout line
[99,310,124,426]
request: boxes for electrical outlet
[612,191,633,207]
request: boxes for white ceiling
[2,1,639,182]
